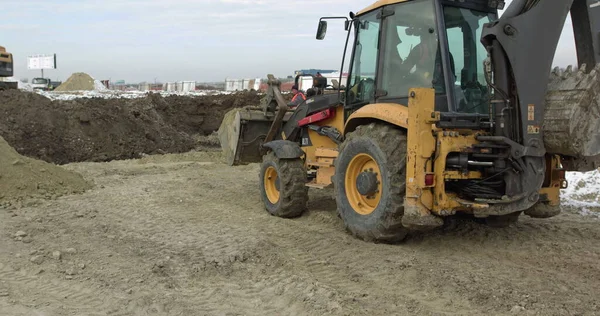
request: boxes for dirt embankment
[0,89,262,164]
[0,135,91,206]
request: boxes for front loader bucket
[218,74,295,166]
[218,107,292,166]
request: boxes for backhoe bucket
[543,64,600,171]
[218,107,292,166]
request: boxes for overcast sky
[2,0,577,83]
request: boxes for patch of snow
[94,79,108,91]
[18,81,32,91]
[561,169,600,218]
[35,89,234,101]
[87,74,109,92]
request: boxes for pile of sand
[54,72,97,91]
[0,136,91,205]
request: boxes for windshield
[443,5,494,114]
[32,78,48,84]
[345,1,494,113]
[379,0,441,98]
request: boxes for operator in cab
[401,27,438,84]
[288,85,306,109]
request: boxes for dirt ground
[1,149,599,316]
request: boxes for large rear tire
[259,152,308,218]
[333,123,409,242]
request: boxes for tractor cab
[318,0,500,116]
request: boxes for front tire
[259,152,308,218]
[333,123,409,242]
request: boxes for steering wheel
[347,77,375,104]
[357,78,375,100]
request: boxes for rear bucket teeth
[562,65,573,79]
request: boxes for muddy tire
[259,152,308,218]
[484,211,521,228]
[333,123,409,242]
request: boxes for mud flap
[262,140,304,159]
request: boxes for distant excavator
[0,46,18,90]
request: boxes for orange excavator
[0,46,17,90]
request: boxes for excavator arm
[482,0,579,147]
[482,0,600,164]
[572,0,600,68]
[474,0,600,212]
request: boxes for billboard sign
[27,54,57,70]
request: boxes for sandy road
[1,150,599,316]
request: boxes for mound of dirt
[154,90,261,135]
[0,136,91,204]
[0,89,262,164]
[54,72,97,91]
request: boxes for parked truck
[31,77,52,91]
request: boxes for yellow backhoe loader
[0,46,17,90]
[219,0,600,242]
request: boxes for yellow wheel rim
[344,153,382,215]
[264,166,280,204]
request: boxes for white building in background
[178,81,196,92]
[225,78,260,91]
[297,72,348,91]
[164,82,176,92]
[162,81,196,92]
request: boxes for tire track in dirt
[196,184,478,314]
[54,166,321,314]
[252,192,600,314]
[75,163,364,315]
[88,158,600,315]
[166,163,484,314]
[4,155,597,315]
[0,263,118,315]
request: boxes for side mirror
[316,21,328,40]
[344,20,350,31]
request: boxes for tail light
[424,174,435,187]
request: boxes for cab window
[379,0,442,98]
[346,10,380,106]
